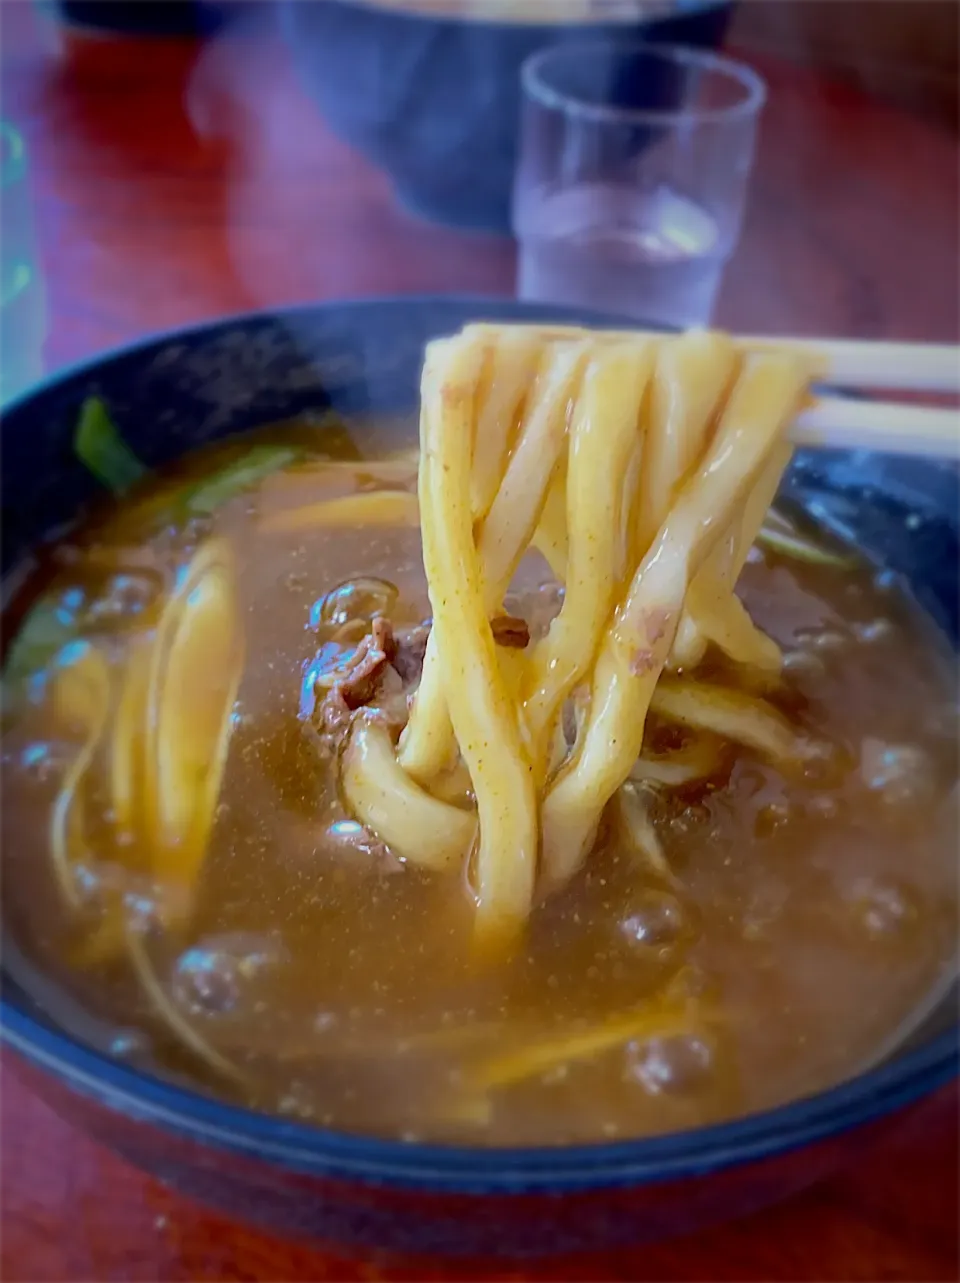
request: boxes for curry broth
[2,424,957,1145]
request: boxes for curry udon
[2,325,956,1146]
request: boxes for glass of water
[513,42,766,328]
[1,122,46,405]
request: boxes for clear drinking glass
[513,42,766,328]
[1,122,46,405]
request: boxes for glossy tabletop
[1,3,958,1279]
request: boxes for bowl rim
[1,294,957,1194]
[521,39,766,127]
[305,0,732,34]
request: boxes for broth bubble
[852,618,895,645]
[316,578,398,631]
[619,890,693,951]
[172,933,289,1019]
[81,572,164,630]
[860,739,934,806]
[625,1033,714,1096]
[845,876,921,941]
[795,625,848,654]
[782,649,825,680]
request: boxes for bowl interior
[1,296,957,1191]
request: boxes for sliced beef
[490,614,531,649]
[311,608,533,745]
[338,626,393,710]
[391,623,431,686]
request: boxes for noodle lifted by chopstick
[342,325,816,947]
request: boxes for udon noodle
[344,326,814,944]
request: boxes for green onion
[74,397,148,494]
[1,596,82,705]
[5,598,72,678]
[185,445,300,514]
[73,392,307,522]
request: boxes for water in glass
[517,181,725,328]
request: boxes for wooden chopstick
[461,324,959,462]
[746,337,959,460]
[736,337,959,394]
[793,397,959,461]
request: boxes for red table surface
[1,5,958,1280]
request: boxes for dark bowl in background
[278,0,734,233]
[1,296,957,1256]
[35,0,242,36]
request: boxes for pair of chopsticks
[744,337,959,462]
[464,325,959,462]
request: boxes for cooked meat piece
[371,615,398,664]
[391,623,431,686]
[318,612,531,730]
[312,685,354,761]
[311,617,398,713]
[337,634,391,710]
[318,685,352,734]
[490,614,530,649]
[389,615,529,688]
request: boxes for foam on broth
[2,422,957,1145]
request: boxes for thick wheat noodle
[616,781,677,885]
[341,651,528,862]
[258,490,420,534]
[671,442,792,672]
[260,489,563,579]
[633,333,737,562]
[539,355,811,894]
[522,341,656,782]
[649,677,815,769]
[631,732,726,788]
[341,713,476,869]
[532,467,568,580]
[616,434,643,585]
[111,641,150,841]
[330,327,814,945]
[624,332,735,666]
[635,332,769,672]
[417,335,540,941]
[49,646,112,909]
[398,342,587,785]
[477,344,587,597]
[469,332,542,521]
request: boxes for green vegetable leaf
[74,398,148,494]
[185,445,300,514]
[4,596,75,681]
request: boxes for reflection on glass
[1,122,46,405]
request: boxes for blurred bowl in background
[34,0,240,36]
[279,0,734,233]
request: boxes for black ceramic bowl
[278,0,733,232]
[39,0,238,36]
[1,297,957,1257]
